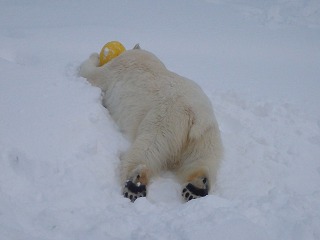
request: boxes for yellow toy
[99,41,126,66]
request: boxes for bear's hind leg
[120,134,162,202]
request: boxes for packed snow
[1,1,320,239]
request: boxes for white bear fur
[79,48,223,191]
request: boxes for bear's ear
[133,43,141,50]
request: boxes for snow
[1,0,320,239]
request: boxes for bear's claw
[123,180,147,202]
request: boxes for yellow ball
[99,41,126,66]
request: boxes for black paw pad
[182,180,209,202]
[123,180,147,202]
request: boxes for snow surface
[1,1,320,239]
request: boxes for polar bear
[79,45,223,202]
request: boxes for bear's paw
[182,177,209,201]
[123,180,147,202]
